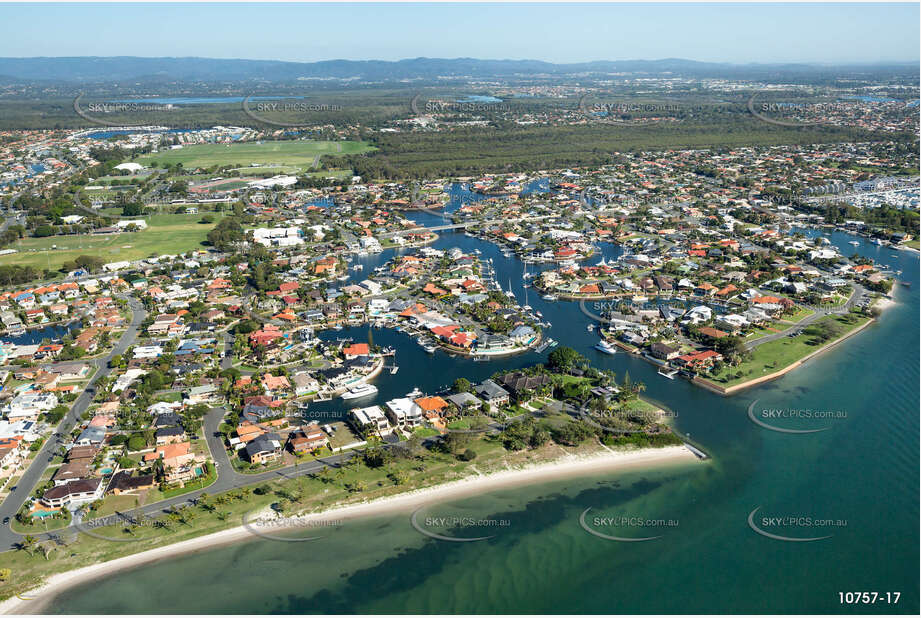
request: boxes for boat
[849,240,860,246]
[340,383,378,400]
[542,294,558,301]
[389,366,399,374]
[405,387,423,398]
[534,338,556,353]
[587,324,595,331]
[523,305,533,312]
[473,355,490,362]
[422,343,437,354]
[658,367,678,380]
[595,339,616,355]
[352,264,363,271]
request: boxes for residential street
[0,297,146,549]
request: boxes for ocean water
[44,228,919,614]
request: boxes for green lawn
[710,314,870,386]
[0,430,636,601]
[0,214,224,271]
[135,140,374,172]
[11,509,72,534]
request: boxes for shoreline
[0,445,700,614]
[694,317,875,396]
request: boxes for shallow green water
[45,229,919,614]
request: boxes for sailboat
[505,278,516,298]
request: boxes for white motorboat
[340,383,378,400]
[542,294,558,301]
[595,339,616,355]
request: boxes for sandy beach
[0,445,700,614]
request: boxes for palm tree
[18,535,38,556]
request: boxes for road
[0,296,146,549]
[743,284,867,350]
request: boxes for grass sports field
[0,214,223,271]
[135,140,374,171]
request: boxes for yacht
[849,240,860,246]
[595,339,616,355]
[340,383,378,400]
[405,387,423,399]
[352,264,363,271]
[542,294,558,301]
[422,342,437,354]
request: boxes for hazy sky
[1,3,917,64]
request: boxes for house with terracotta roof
[261,373,291,394]
[287,426,330,454]
[342,342,370,359]
[675,349,723,369]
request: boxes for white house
[2,392,59,421]
[384,398,423,428]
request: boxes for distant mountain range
[0,56,916,83]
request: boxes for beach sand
[1,445,700,614]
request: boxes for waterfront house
[649,342,681,361]
[39,478,103,509]
[350,406,391,436]
[106,471,156,495]
[384,398,424,428]
[475,380,510,406]
[244,433,283,464]
[446,392,483,411]
[287,427,330,454]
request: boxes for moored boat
[340,383,378,400]
[595,339,616,355]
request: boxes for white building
[113,368,147,393]
[384,398,423,428]
[350,406,391,434]
[2,392,59,421]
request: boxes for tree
[121,203,143,216]
[389,469,410,485]
[547,346,585,372]
[443,431,472,455]
[18,535,38,555]
[127,435,147,451]
[452,378,472,393]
